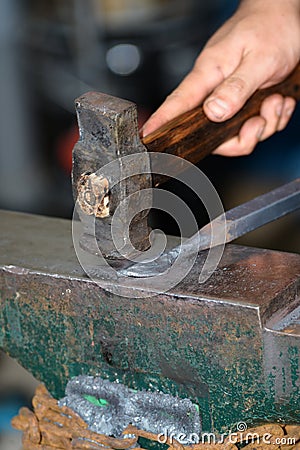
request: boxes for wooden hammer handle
[143,63,300,165]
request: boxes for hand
[142,0,300,156]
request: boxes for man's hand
[142,0,300,156]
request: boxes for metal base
[0,210,299,433]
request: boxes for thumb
[203,54,269,122]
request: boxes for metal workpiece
[123,178,300,277]
[72,92,152,259]
[59,376,201,439]
[0,210,299,433]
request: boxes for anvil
[1,68,300,435]
[0,209,299,434]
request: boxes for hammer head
[72,92,152,260]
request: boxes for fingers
[141,56,224,137]
[213,116,266,156]
[277,97,296,131]
[259,94,284,140]
[213,95,296,156]
[203,53,275,122]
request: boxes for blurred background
[0,0,299,447]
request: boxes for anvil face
[0,210,299,433]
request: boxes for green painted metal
[0,211,299,434]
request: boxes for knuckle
[195,47,214,64]
[166,90,182,101]
[267,93,283,105]
[225,76,248,94]
[165,90,194,113]
[260,52,295,83]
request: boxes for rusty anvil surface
[0,209,299,433]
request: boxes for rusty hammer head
[72,92,152,260]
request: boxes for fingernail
[141,124,150,138]
[257,125,265,141]
[286,107,294,117]
[205,98,229,119]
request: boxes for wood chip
[285,425,300,441]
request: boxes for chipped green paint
[5,301,23,346]
[282,366,286,394]
[289,346,299,388]
[84,395,109,407]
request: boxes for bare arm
[142,0,300,156]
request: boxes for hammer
[72,64,300,261]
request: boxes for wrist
[239,0,300,13]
